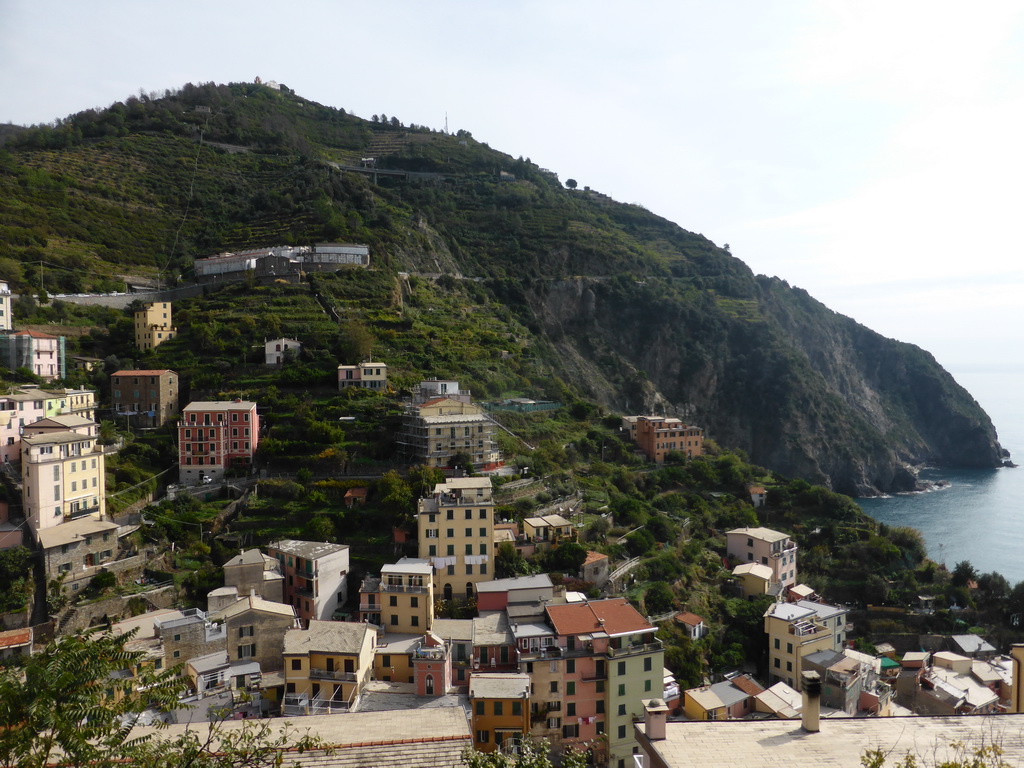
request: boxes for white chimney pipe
[801,671,821,733]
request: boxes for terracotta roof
[12,330,56,339]
[546,598,653,637]
[112,370,174,377]
[419,397,449,407]
[674,612,704,627]
[344,487,368,499]
[730,674,765,696]
[583,551,608,565]
[0,627,31,649]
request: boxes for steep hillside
[0,81,1005,494]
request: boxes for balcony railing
[412,646,446,661]
[309,668,357,682]
[359,603,381,613]
[606,640,663,658]
[380,582,428,593]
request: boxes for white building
[0,282,11,332]
[264,338,302,367]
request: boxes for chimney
[1010,644,1024,713]
[642,698,669,741]
[801,671,821,733]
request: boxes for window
[291,659,301,671]
[563,724,580,739]
[390,615,398,626]
[596,700,605,714]
[774,638,780,650]
[787,642,793,654]
[446,545,454,556]
[447,565,455,576]
[494,702,503,716]
[476,730,489,744]
[774,658,781,668]
[617,704,626,716]
[239,625,254,638]
[617,684,625,696]
[643,657,652,671]
[566,659,575,673]
[550,681,558,693]
[475,701,484,715]
[428,545,437,557]
[465,528,472,537]
[410,596,418,608]
[426,529,438,538]
[411,616,419,627]
[465,564,473,575]
[479,509,487,519]
[567,703,576,716]
[238,644,255,658]
[786,661,793,672]
[465,544,472,555]
[446,528,454,538]
[644,679,652,691]
[617,661,626,675]
[465,510,472,520]
[446,510,454,520]
[567,681,576,695]
[389,595,398,607]
[617,725,627,739]
[479,528,487,537]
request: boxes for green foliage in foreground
[463,740,588,768]
[862,742,1010,768]
[0,628,324,768]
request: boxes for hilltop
[0,80,1005,494]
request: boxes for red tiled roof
[344,487,368,499]
[730,674,765,696]
[674,612,704,627]
[0,627,32,649]
[584,551,608,564]
[419,397,449,407]
[112,370,174,377]
[546,598,653,637]
[13,330,56,339]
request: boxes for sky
[2,0,1023,377]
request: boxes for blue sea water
[858,366,1024,584]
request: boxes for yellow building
[417,477,495,601]
[731,562,774,598]
[470,673,531,753]
[21,428,105,534]
[764,600,848,690]
[282,620,376,715]
[358,557,434,633]
[134,301,177,351]
[397,397,501,470]
[372,634,420,684]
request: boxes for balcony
[606,640,663,659]
[412,646,446,661]
[66,505,101,521]
[380,582,428,594]
[309,668,357,682]
[359,603,381,613]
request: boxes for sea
[858,365,1024,584]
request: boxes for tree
[644,582,675,615]
[952,560,978,588]
[0,628,325,768]
[376,470,412,514]
[565,179,578,189]
[463,740,588,768]
[862,742,1010,767]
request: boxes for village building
[398,397,500,470]
[358,557,434,633]
[111,369,179,427]
[133,301,177,351]
[0,330,66,380]
[264,338,302,366]
[21,425,105,534]
[282,620,376,715]
[764,600,848,690]
[177,400,258,484]
[267,539,350,623]
[622,416,704,464]
[337,361,388,390]
[416,477,495,600]
[469,673,532,753]
[727,526,798,590]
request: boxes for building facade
[264,338,301,367]
[629,416,704,464]
[22,427,105,534]
[358,557,433,633]
[0,282,10,332]
[337,361,388,390]
[726,526,798,589]
[282,620,376,715]
[764,600,848,690]
[177,400,259,484]
[267,539,350,624]
[0,331,66,380]
[470,673,532,753]
[398,397,500,470]
[417,477,495,600]
[111,370,179,427]
[134,302,177,351]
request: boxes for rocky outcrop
[526,275,1003,496]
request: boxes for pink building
[0,392,47,463]
[0,331,65,380]
[178,400,259,485]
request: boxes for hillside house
[0,330,66,380]
[111,369,179,427]
[265,338,301,367]
[282,620,376,715]
[133,302,177,351]
[727,526,798,589]
[398,397,500,470]
[416,477,495,599]
[267,539,349,623]
[177,399,258,484]
[337,361,388,390]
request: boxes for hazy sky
[2,0,1023,374]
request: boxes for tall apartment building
[726,526,798,590]
[0,391,47,462]
[764,600,848,690]
[177,400,259,484]
[111,369,179,426]
[398,398,501,470]
[21,425,105,534]
[624,416,704,464]
[134,301,177,351]
[515,597,664,768]
[417,477,495,600]
[358,557,434,633]
[0,330,66,380]
[267,539,350,624]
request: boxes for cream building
[22,428,105,534]
[726,526,798,589]
[282,620,376,715]
[397,397,500,470]
[764,600,847,690]
[358,557,434,633]
[417,477,494,600]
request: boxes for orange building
[629,416,704,464]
